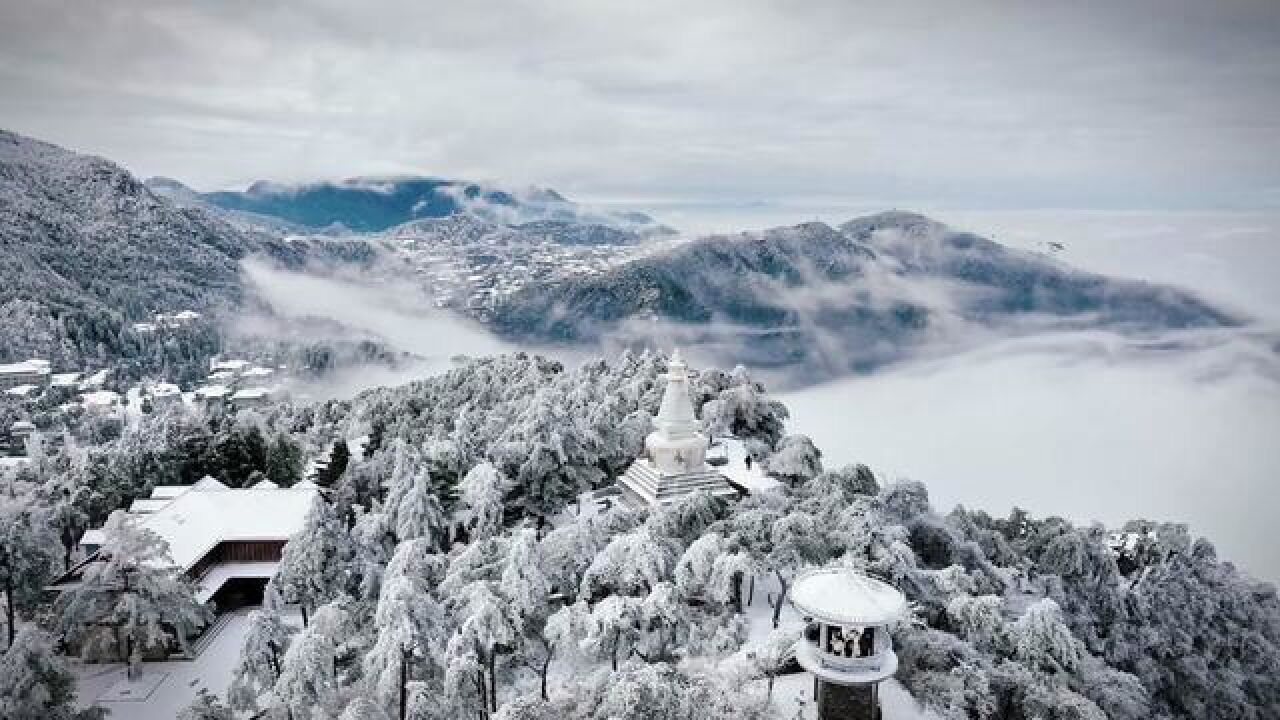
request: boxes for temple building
[789,567,908,720]
[54,478,318,615]
[617,350,739,508]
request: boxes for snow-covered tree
[539,516,604,601]
[57,510,211,673]
[178,689,235,720]
[580,528,675,599]
[459,462,507,541]
[395,468,446,546]
[766,511,824,627]
[501,528,552,636]
[0,501,59,647]
[764,434,822,487]
[228,604,294,715]
[1010,598,1081,675]
[270,600,350,720]
[585,594,640,671]
[340,696,391,720]
[274,496,356,625]
[0,626,100,720]
[541,600,591,699]
[748,628,795,700]
[673,532,725,602]
[364,570,445,719]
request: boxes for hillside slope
[0,130,258,365]
[488,212,1239,375]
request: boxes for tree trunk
[772,571,788,629]
[4,577,14,649]
[488,650,498,712]
[267,641,281,681]
[476,668,489,720]
[611,628,621,671]
[300,604,309,628]
[767,672,776,700]
[400,645,409,720]
[748,576,755,606]
[540,643,554,701]
[731,571,743,614]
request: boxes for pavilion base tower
[817,681,878,720]
[789,569,907,720]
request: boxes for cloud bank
[1,1,1278,211]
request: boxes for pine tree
[395,468,446,546]
[274,496,356,625]
[0,502,59,647]
[227,603,294,715]
[459,462,507,540]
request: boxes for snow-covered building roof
[150,382,181,398]
[251,478,279,490]
[5,384,40,398]
[51,372,81,387]
[0,358,51,375]
[11,420,36,433]
[128,498,174,514]
[210,359,250,373]
[77,481,317,574]
[81,390,120,409]
[789,568,907,626]
[195,384,230,400]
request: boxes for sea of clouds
[240,209,1280,581]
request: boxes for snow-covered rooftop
[0,358,51,375]
[210,359,250,373]
[195,384,230,399]
[128,498,174,514]
[150,382,181,397]
[81,390,120,407]
[5,384,39,397]
[51,372,81,387]
[789,568,907,626]
[84,483,317,573]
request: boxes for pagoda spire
[654,349,699,439]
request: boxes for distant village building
[0,358,51,389]
[56,479,319,624]
[616,350,739,508]
[80,390,121,413]
[7,420,36,452]
[230,386,273,409]
[194,384,231,406]
[148,382,182,405]
[789,568,907,720]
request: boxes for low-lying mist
[781,328,1280,582]
[239,258,516,399]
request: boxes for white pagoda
[617,350,738,508]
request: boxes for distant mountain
[186,175,672,236]
[0,130,384,369]
[487,212,1240,377]
[0,130,262,366]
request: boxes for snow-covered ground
[72,609,258,718]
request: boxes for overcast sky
[1,0,1278,211]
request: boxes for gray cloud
[1,0,1278,211]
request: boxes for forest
[1,351,1277,720]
